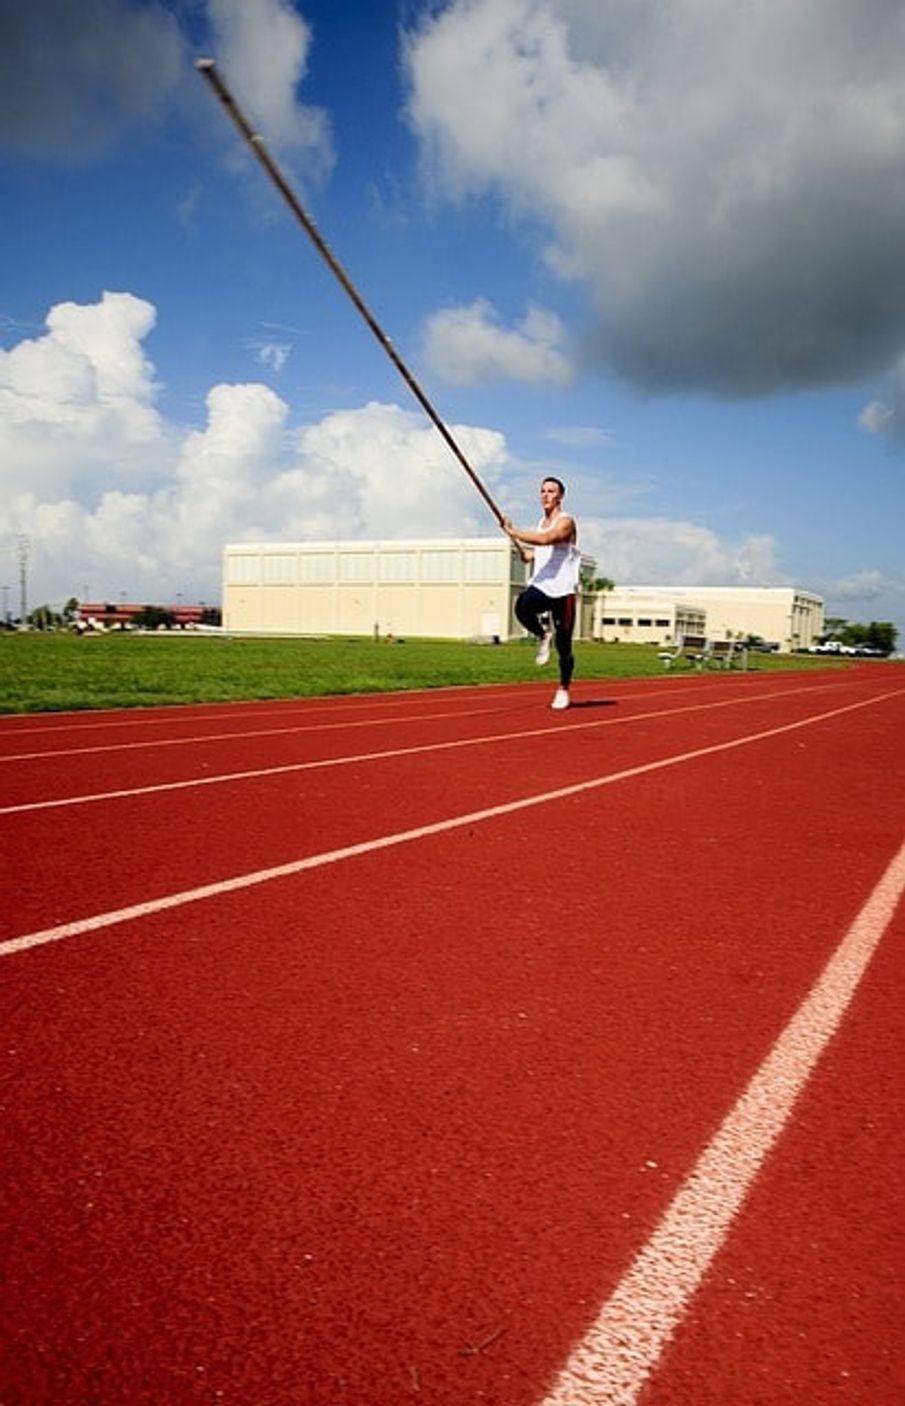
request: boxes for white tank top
[530,513,580,598]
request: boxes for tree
[818,616,897,655]
[579,567,614,593]
[131,605,176,630]
[28,604,61,631]
[864,621,897,655]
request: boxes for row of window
[600,616,672,628]
[226,550,510,587]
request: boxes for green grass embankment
[0,630,858,715]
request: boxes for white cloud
[826,570,905,605]
[290,402,508,538]
[405,0,905,398]
[206,0,333,170]
[579,516,786,588]
[423,298,572,385]
[859,400,895,435]
[0,294,508,608]
[8,291,882,625]
[858,353,905,442]
[0,291,165,500]
[253,341,292,372]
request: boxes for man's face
[540,479,563,514]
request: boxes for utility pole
[17,535,28,627]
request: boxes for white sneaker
[535,632,552,667]
[551,687,570,710]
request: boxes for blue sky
[2,0,904,638]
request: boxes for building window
[420,551,459,582]
[464,551,500,582]
[379,552,416,581]
[656,618,670,627]
[262,554,295,584]
[227,554,260,585]
[602,616,616,625]
[339,553,375,582]
[618,617,632,626]
[638,617,652,626]
[300,554,334,582]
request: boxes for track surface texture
[2,667,903,1405]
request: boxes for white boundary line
[0,677,847,761]
[2,689,899,958]
[0,702,501,765]
[0,678,543,734]
[539,833,905,1406]
[0,682,875,817]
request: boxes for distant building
[78,601,211,629]
[593,585,824,653]
[222,538,598,640]
[594,592,705,646]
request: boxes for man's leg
[550,594,576,688]
[515,585,555,665]
[514,585,550,639]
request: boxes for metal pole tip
[195,57,216,70]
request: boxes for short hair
[542,476,566,496]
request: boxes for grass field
[0,630,858,714]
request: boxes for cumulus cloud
[405,0,905,398]
[0,0,186,158]
[0,291,165,499]
[580,516,786,588]
[0,294,508,607]
[0,290,837,616]
[206,0,333,169]
[292,401,508,538]
[423,299,572,385]
[826,569,905,605]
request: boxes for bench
[659,635,745,670]
[707,639,745,669]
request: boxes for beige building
[592,585,824,652]
[594,593,706,646]
[223,538,599,640]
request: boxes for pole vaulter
[196,59,510,535]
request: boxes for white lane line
[0,680,549,739]
[539,833,905,1406]
[0,676,846,759]
[0,703,503,764]
[0,679,731,763]
[2,689,898,958]
[0,682,879,816]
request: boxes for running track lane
[0,675,890,938]
[2,672,903,1404]
[0,675,844,804]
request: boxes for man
[503,476,580,710]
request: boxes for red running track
[2,667,903,1405]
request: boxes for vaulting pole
[196,59,508,531]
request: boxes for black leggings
[515,586,576,687]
